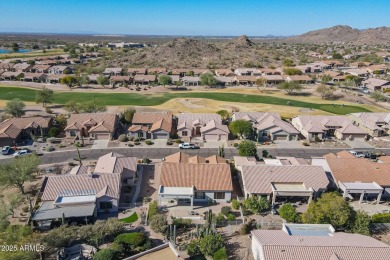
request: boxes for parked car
[350,150,365,158]
[179,143,198,149]
[13,149,30,157]
[1,146,11,155]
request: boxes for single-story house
[291,115,368,141]
[362,78,390,91]
[215,69,235,77]
[192,69,210,76]
[259,68,281,75]
[30,64,51,73]
[251,223,390,260]
[348,112,390,137]
[46,74,67,83]
[21,73,47,82]
[240,165,329,204]
[343,68,368,77]
[176,113,229,140]
[147,67,167,74]
[181,76,200,86]
[0,116,52,146]
[158,162,233,207]
[33,168,121,224]
[216,76,236,86]
[128,68,147,75]
[0,71,23,80]
[64,113,119,140]
[262,75,285,85]
[48,65,72,74]
[285,75,314,84]
[128,111,172,139]
[263,156,309,166]
[312,152,390,202]
[234,75,257,85]
[103,67,123,76]
[12,63,34,72]
[232,112,299,141]
[234,68,260,76]
[365,64,387,75]
[133,74,156,85]
[170,69,190,77]
[110,76,132,85]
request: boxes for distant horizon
[0,24,388,39]
[0,0,389,36]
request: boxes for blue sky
[0,0,389,36]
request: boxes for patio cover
[33,201,96,221]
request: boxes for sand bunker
[178,98,205,109]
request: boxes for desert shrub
[239,223,250,235]
[45,107,53,114]
[372,213,390,223]
[133,137,140,142]
[279,203,298,223]
[142,158,151,164]
[187,239,201,256]
[93,249,118,260]
[302,141,310,146]
[150,214,168,234]
[145,140,153,145]
[175,139,182,144]
[231,199,240,210]
[314,136,321,142]
[213,247,228,260]
[221,206,231,216]
[128,136,134,141]
[22,206,29,213]
[134,141,141,145]
[227,214,236,221]
[47,147,55,152]
[114,232,146,247]
[117,134,128,142]
[233,142,239,148]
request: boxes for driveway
[91,140,109,149]
[345,139,374,149]
[275,140,304,149]
[151,139,168,148]
[203,140,227,148]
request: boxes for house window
[182,131,188,136]
[214,192,225,200]
[70,131,76,137]
[100,201,112,210]
[195,192,205,199]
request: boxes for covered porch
[339,181,383,204]
[158,186,195,209]
[271,182,314,206]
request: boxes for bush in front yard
[227,213,236,221]
[150,214,168,234]
[148,201,158,219]
[118,134,128,142]
[372,213,390,223]
[175,139,182,144]
[221,206,231,216]
[231,199,240,210]
[48,127,59,137]
[145,140,153,145]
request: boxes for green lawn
[0,86,371,115]
[0,49,66,59]
[120,212,138,223]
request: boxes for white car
[13,150,30,157]
[1,146,11,155]
[349,150,365,158]
[179,143,197,149]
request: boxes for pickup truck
[179,143,198,149]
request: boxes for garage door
[205,134,219,140]
[349,134,366,141]
[153,133,168,139]
[274,135,288,141]
[95,133,110,140]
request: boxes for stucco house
[0,116,52,146]
[103,67,123,76]
[64,113,119,140]
[128,111,172,139]
[158,154,233,208]
[177,113,229,141]
[348,112,390,137]
[291,115,368,141]
[48,65,72,74]
[232,112,299,141]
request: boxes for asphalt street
[1,147,387,165]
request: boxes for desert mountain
[287,25,390,45]
[114,36,263,68]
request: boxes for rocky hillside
[287,25,390,45]
[112,35,268,68]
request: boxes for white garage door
[153,133,168,139]
[95,133,110,140]
[274,135,288,141]
[205,134,219,140]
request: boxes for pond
[0,49,32,54]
